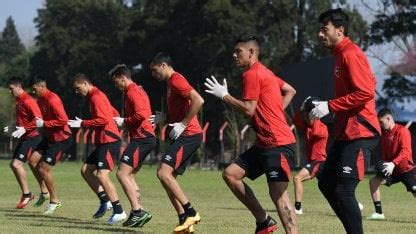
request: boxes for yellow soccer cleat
[174,213,201,232]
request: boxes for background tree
[0,16,25,64]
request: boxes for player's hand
[204,75,229,99]
[113,117,125,127]
[300,96,312,111]
[12,126,26,139]
[168,122,186,140]
[309,101,329,119]
[68,117,82,128]
[35,117,44,128]
[149,111,166,126]
[382,162,395,177]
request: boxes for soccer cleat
[107,211,127,225]
[174,212,201,232]
[44,201,61,214]
[367,212,385,220]
[122,210,152,227]
[92,201,112,219]
[295,208,303,215]
[358,202,364,211]
[16,192,35,209]
[255,216,278,234]
[34,193,50,207]
[172,225,195,234]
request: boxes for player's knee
[222,169,238,184]
[10,160,21,170]
[116,170,127,181]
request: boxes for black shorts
[234,144,295,182]
[304,161,325,178]
[13,135,42,163]
[376,167,416,193]
[85,141,121,171]
[161,134,202,175]
[120,136,156,171]
[35,137,73,166]
[321,138,378,180]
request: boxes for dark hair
[151,52,173,67]
[109,64,131,79]
[32,78,46,86]
[235,34,261,47]
[6,76,23,86]
[73,73,92,84]
[319,8,349,36]
[378,107,393,118]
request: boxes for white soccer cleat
[358,202,364,211]
[44,201,61,214]
[107,211,127,224]
[294,208,303,215]
[367,212,385,220]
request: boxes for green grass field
[0,161,415,233]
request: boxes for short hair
[7,76,23,87]
[108,64,131,79]
[151,52,173,67]
[235,34,261,48]
[73,73,92,84]
[319,8,349,36]
[32,78,46,86]
[378,107,393,118]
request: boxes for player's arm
[281,82,296,110]
[328,53,375,112]
[81,97,108,127]
[392,128,412,166]
[223,95,257,117]
[124,92,145,127]
[25,98,42,131]
[44,98,69,127]
[182,90,204,125]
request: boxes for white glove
[300,96,312,111]
[113,117,125,127]
[149,111,166,126]
[382,162,395,177]
[169,122,186,140]
[204,75,229,99]
[35,117,44,128]
[12,126,26,138]
[309,101,329,119]
[68,117,82,128]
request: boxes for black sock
[178,213,187,225]
[23,192,31,197]
[295,202,302,210]
[97,191,109,203]
[42,192,49,195]
[374,201,383,214]
[132,209,142,215]
[183,202,196,217]
[111,200,123,214]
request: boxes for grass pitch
[0,161,415,233]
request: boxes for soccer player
[69,73,126,224]
[30,79,73,214]
[109,64,156,227]
[292,103,328,215]
[309,9,381,234]
[4,76,44,209]
[149,52,204,233]
[367,108,416,220]
[205,34,298,234]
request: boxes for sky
[0,0,414,111]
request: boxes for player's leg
[293,167,311,214]
[268,182,296,234]
[367,176,385,219]
[28,151,48,195]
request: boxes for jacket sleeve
[329,52,375,112]
[311,121,328,139]
[25,98,42,131]
[124,91,146,127]
[392,128,412,165]
[81,96,108,127]
[44,98,69,128]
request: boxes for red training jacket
[16,91,42,139]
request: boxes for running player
[367,108,416,220]
[109,64,156,227]
[309,9,381,234]
[31,79,73,214]
[69,73,126,224]
[4,76,44,209]
[205,34,298,234]
[149,52,204,233]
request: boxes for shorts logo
[46,158,52,163]
[122,155,129,161]
[269,171,279,178]
[164,155,172,162]
[342,166,352,174]
[98,162,104,167]
[19,154,24,159]
[335,66,340,78]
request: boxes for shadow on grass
[0,208,144,233]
